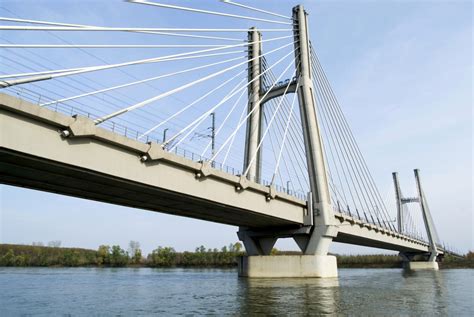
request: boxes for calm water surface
[0,267,472,316]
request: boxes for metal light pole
[191,113,216,167]
[210,112,216,167]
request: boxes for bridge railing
[4,88,306,202]
[332,201,431,245]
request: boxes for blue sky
[0,0,472,255]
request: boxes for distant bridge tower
[392,169,440,269]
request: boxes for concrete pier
[238,255,338,278]
[406,261,439,271]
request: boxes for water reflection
[0,268,471,315]
[237,277,340,315]
[401,269,447,315]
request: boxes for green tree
[62,250,80,266]
[97,245,111,265]
[14,254,28,266]
[110,245,129,267]
[1,249,15,266]
[132,249,142,265]
[148,246,176,267]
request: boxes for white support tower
[392,172,403,233]
[292,5,337,256]
[414,169,439,262]
[243,27,263,183]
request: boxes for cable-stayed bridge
[0,1,453,277]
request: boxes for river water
[0,267,472,315]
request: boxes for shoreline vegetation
[0,243,472,269]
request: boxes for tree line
[0,242,472,268]
[0,241,244,267]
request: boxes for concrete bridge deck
[0,93,442,255]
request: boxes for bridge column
[243,27,263,183]
[414,169,439,263]
[291,5,338,256]
[238,28,266,258]
[392,172,403,233]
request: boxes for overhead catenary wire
[127,0,292,25]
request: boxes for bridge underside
[0,148,296,228]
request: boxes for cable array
[310,43,397,231]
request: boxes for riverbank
[1,244,472,269]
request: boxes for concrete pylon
[239,28,265,257]
[243,27,263,183]
[414,169,439,262]
[396,169,440,270]
[392,172,403,233]
[291,5,337,256]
